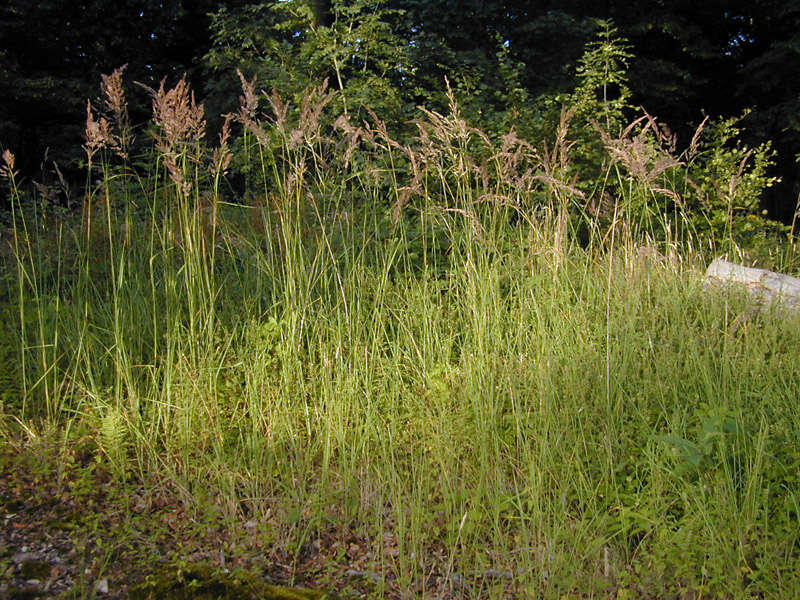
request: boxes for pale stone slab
[704,258,800,312]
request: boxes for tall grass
[1,70,799,599]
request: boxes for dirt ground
[0,437,487,600]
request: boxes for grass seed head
[266,88,289,135]
[594,115,682,187]
[298,79,335,144]
[101,65,133,158]
[0,149,16,179]
[84,100,116,163]
[211,114,234,177]
[140,77,206,197]
[150,77,206,149]
[234,70,271,146]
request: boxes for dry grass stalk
[536,107,582,262]
[51,161,71,206]
[393,146,423,224]
[533,173,585,202]
[248,195,271,237]
[536,107,583,203]
[248,193,287,260]
[441,207,484,239]
[687,116,709,161]
[82,192,111,249]
[198,193,222,255]
[727,149,754,203]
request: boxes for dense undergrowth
[1,30,800,599]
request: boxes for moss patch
[19,560,51,580]
[129,564,338,600]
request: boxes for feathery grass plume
[364,106,402,153]
[332,113,367,169]
[84,100,116,165]
[142,77,206,197]
[487,128,540,206]
[234,70,270,145]
[417,98,469,160]
[541,106,576,176]
[356,106,411,221]
[266,87,289,136]
[0,149,16,180]
[443,77,469,141]
[593,114,683,201]
[211,113,234,179]
[413,81,484,207]
[101,65,134,159]
[725,149,754,201]
[149,77,206,147]
[0,151,20,260]
[285,156,308,200]
[643,110,677,155]
[413,117,437,169]
[293,78,335,149]
[50,161,72,207]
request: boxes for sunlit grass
[1,72,799,599]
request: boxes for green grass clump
[1,69,799,599]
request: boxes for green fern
[99,406,127,470]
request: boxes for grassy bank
[1,71,799,598]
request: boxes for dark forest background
[1,0,799,221]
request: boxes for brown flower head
[101,64,133,158]
[149,77,206,149]
[84,100,116,162]
[211,113,234,177]
[1,149,17,179]
[231,70,272,146]
[138,77,206,196]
